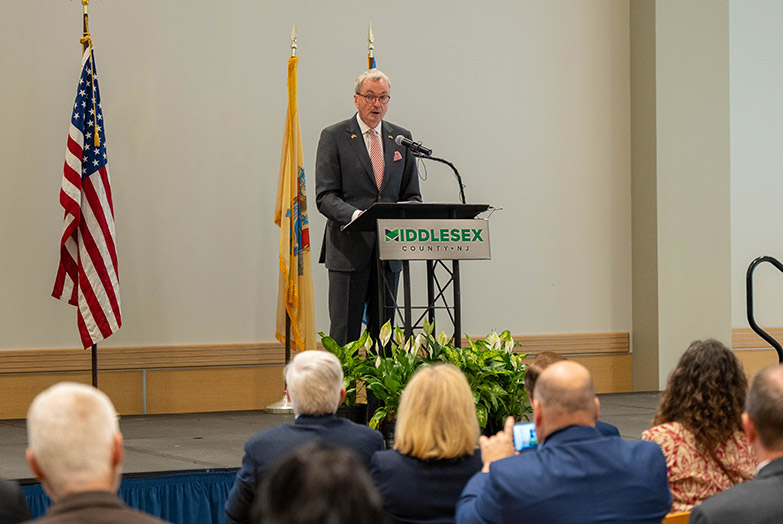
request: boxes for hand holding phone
[512,421,538,451]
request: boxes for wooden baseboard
[0,332,631,419]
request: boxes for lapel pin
[351,134,357,139]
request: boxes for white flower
[414,333,425,354]
[487,331,501,351]
[437,331,450,346]
[379,321,392,347]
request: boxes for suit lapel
[345,117,376,186]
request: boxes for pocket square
[393,151,403,162]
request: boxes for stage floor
[0,391,660,482]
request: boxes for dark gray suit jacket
[224,414,384,524]
[689,456,783,524]
[315,115,421,273]
[0,477,29,524]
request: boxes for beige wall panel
[0,371,142,419]
[145,367,284,414]
[521,354,632,394]
[735,350,779,383]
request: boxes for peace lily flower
[413,333,425,355]
[486,331,501,351]
[379,321,392,347]
[437,331,450,346]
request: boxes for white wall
[730,1,783,331]
[0,1,631,350]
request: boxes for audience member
[641,339,756,512]
[690,365,783,523]
[22,382,167,524]
[456,361,671,523]
[371,364,482,524]
[225,350,384,524]
[0,477,29,523]
[525,351,620,437]
[250,441,383,524]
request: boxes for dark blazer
[689,456,783,524]
[315,115,421,273]
[371,449,482,524]
[0,478,29,524]
[225,414,384,524]
[455,425,671,524]
[22,490,167,524]
[597,420,621,437]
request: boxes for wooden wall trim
[508,332,629,355]
[0,343,284,373]
[732,327,783,350]
[0,332,629,374]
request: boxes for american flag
[52,47,121,348]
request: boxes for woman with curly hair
[642,339,757,512]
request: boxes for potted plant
[320,331,372,424]
[320,321,531,436]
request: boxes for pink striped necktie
[369,129,384,190]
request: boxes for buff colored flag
[275,56,316,351]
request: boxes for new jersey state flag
[274,56,315,351]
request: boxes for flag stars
[79,89,86,97]
[97,114,103,121]
[85,131,92,139]
[93,159,99,166]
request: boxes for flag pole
[284,22,295,368]
[367,23,375,69]
[80,0,99,389]
[267,23,299,414]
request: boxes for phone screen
[512,422,538,451]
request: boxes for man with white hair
[23,382,166,523]
[224,350,384,524]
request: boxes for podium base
[265,393,293,414]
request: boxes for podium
[343,202,491,346]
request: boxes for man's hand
[479,416,516,472]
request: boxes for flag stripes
[52,47,121,348]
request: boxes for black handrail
[746,255,783,363]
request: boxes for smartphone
[512,421,538,451]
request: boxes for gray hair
[354,69,390,94]
[27,382,120,496]
[746,366,783,451]
[285,351,344,416]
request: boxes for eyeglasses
[357,93,390,105]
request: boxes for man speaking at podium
[316,69,421,345]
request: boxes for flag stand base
[266,313,294,414]
[265,393,293,414]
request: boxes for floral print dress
[641,421,757,512]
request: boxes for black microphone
[394,135,432,156]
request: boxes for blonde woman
[370,364,482,524]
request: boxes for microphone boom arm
[413,152,467,204]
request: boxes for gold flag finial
[290,22,297,57]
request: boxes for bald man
[456,361,671,524]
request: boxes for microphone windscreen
[394,135,405,146]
